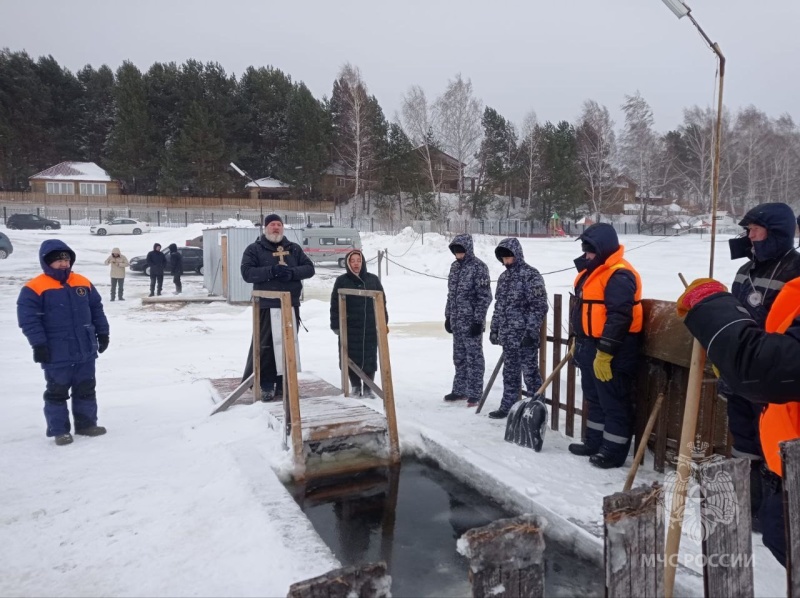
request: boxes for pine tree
[105,61,158,193]
[76,64,115,163]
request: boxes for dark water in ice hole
[287,457,604,597]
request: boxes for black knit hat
[581,240,596,253]
[44,250,71,265]
[264,214,283,226]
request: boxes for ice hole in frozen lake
[285,456,604,597]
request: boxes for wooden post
[460,515,545,598]
[664,339,707,598]
[339,292,349,396]
[374,292,400,464]
[211,373,254,415]
[279,291,304,480]
[603,483,664,598]
[475,354,504,414]
[377,250,382,282]
[700,457,754,598]
[550,294,563,430]
[286,562,391,598]
[538,320,547,388]
[252,298,261,402]
[781,438,800,596]
[565,294,576,437]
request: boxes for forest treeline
[1,49,798,222]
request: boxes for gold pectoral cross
[272,247,290,265]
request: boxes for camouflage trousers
[500,345,543,411]
[451,331,485,402]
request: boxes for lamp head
[229,162,246,177]
[661,0,690,19]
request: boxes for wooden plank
[603,483,664,598]
[286,562,391,598]
[339,292,349,396]
[278,291,304,479]
[374,292,400,464]
[550,295,562,430]
[781,438,800,596]
[348,359,384,400]
[461,514,545,598]
[211,374,254,415]
[252,299,261,403]
[641,299,694,368]
[700,458,754,598]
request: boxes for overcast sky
[2,0,798,132]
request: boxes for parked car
[129,245,204,276]
[0,232,13,259]
[90,218,151,236]
[6,213,61,230]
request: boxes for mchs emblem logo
[76,287,87,297]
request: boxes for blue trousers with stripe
[42,360,98,437]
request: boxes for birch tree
[401,85,438,198]
[576,100,616,220]
[331,63,374,216]
[619,92,660,223]
[519,111,540,209]
[433,73,482,214]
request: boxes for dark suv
[129,246,204,276]
[7,213,62,230]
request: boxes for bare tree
[519,111,540,209]
[576,100,617,220]
[333,63,373,217]
[401,85,441,205]
[433,74,483,214]
[619,92,660,223]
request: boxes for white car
[90,219,151,236]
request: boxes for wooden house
[29,162,120,197]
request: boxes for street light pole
[230,162,264,233]
[659,3,725,597]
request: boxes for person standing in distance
[568,223,643,469]
[146,243,167,297]
[17,240,110,446]
[487,237,547,419]
[104,247,129,301]
[241,214,315,401]
[168,243,183,295]
[443,234,492,407]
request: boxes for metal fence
[2,203,711,238]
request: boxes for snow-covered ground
[0,224,786,597]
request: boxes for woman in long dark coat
[330,249,388,397]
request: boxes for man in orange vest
[568,223,643,469]
[678,266,800,567]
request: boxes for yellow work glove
[593,350,614,382]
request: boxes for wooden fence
[0,191,335,213]
[541,294,728,471]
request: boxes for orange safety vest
[573,246,643,338]
[760,278,800,477]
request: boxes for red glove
[676,278,728,317]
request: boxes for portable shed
[203,226,261,303]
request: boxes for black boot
[488,408,509,419]
[569,442,600,456]
[261,387,276,402]
[76,425,107,437]
[444,393,467,402]
[590,451,627,469]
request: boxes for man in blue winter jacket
[17,240,110,446]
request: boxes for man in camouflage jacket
[488,237,548,419]
[444,234,493,406]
